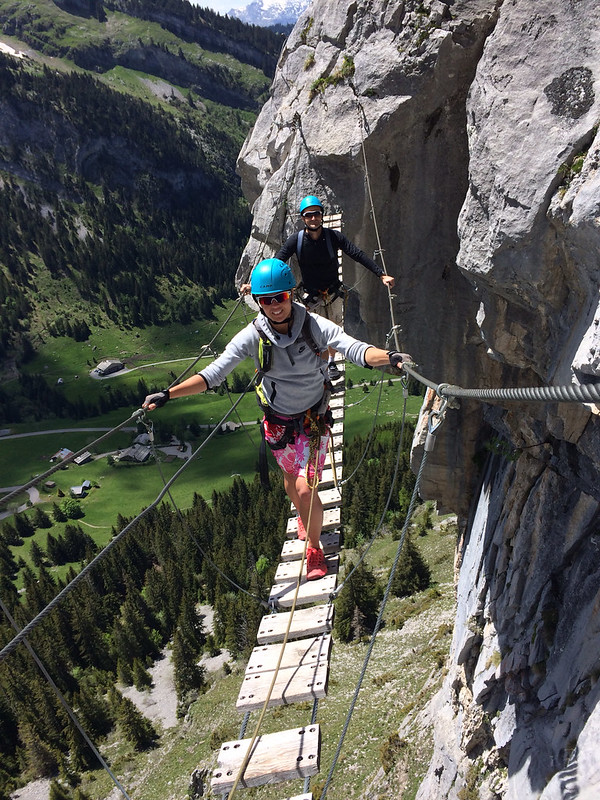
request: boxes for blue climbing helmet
[299,195,324,216]
[250,258,296,296]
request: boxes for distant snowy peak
[229,0,311,27]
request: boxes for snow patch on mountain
[228,0,311,27]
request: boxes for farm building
[93,359,124,376]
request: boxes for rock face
[236,0,600,798]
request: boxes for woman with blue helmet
[144,258,410,581]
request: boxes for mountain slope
[0,0,281,410]
[229,0,311,27]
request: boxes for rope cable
[338,369,386,487]
[402,365,600,405]
[0,597,132,800]
[0,296,252,512]
[0,382,256,664]
[357,102,401,351]
[0,411,144,509]
[319,442,432,800]
[332,385,409,599]
[226,434,323,799]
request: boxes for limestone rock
[235,0,600,798]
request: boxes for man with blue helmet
[276,196,395,381]
[144,258,410,581]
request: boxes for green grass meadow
[1,299,425,606]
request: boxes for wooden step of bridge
[290,487,341,514]
[268,573,337,608]
[211,725,320,793]
[273,553,339,584]
[281,531,340,561]
[256,604,334,645]
[286,507,340,538]
[209,343,346,796]
[320,465,343,488]
[236,636,332,711]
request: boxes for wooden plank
[236,661,329,711]
[320,465,343,487]
[257,605,334,644]
[331,422,344,436]
[211,725,320,792]
[274,554,339,583]
[277,795,312,800]
[281,531,339,561]
[329,395,344,409]
[269,573,337,608]
[330,406,344,420]
[290,488,341,513]
[332,434,343,450]
[323,450,343,468]
[286,507,340,537]
[245,634,332,674]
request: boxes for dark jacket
[275,228,383,295]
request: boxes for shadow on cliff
[467,446,600,794]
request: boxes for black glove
[388,351,412,369]
[143,389,170,409]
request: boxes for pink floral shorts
[263,417,330,481]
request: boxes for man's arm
[274,233,299,263]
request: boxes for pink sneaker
[306,547,327,581]
[297,517,306,541]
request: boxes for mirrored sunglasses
[257,291,292,306]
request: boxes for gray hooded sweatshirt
[199,302,372,416]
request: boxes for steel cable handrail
[402,365,600,404]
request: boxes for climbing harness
[252,314,333,483]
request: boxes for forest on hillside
[0,421,419,800]
[0,0,284,408]
[0,51,252,417]
[1,0,284,78]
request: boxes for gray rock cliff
[235,0,600,798]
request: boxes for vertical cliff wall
[235,0,600,797]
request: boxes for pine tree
[1,522,23,546]
[32,507,52,529]
[172,628,206,702]
[49,780,70,800]
[116,659,133,686]
[18,721,59,779]
[389,533,431,598]
[334,560,382,643]
[30,539,46,568]
[132,658,153,691]
[52,503,67,523]
[115,693,157,751]
[14,513,35,539]
[176,590,205,654]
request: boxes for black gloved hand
[143,389,170,409]
[388,351,413,369]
